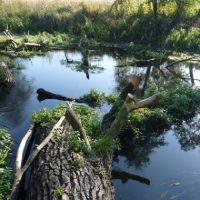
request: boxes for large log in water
[16,76,160,200]
[24,125,114,200]
[0,61,15,87]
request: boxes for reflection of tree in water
[0,71,33,128]
[114,59,200,95]
[61,50,104,79]
[114,131,166,170]
[174,114,200,151]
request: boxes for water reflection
[0,72,33,128]
[174,114,200,151]
[61,50,104,79]
[114,59,200,95]
[115,131,166,170]
[0,50,200,199]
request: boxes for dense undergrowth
[0,129,13,200]
[0,0,199,52]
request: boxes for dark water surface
[1,50,200,200]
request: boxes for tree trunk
[152,0,158,17]
[24,126,114,200]
[0,61,15,87]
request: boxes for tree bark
[24,123,114,200]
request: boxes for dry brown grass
[2,0,113,8]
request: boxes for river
[0,50,200,200]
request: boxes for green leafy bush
[128,108,170,135]
[145,82,200,121]
[0,129,11,166]
[83,89,106,106]
[0,168,13,200]
[0,129,13,200]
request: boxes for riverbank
[0,0,199,54]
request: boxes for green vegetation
[0,0,199,53]
[67,131,88,153]
[83,89,119,106]
[128,108,170,135]
[52,187,64,197]
[16,50,46,58]
[0,129,13,200]
[0,129,11,166]
[83,89,106,106]
[97,165,107,178]
[145,82,200,121]
[71,160,84,171]
[33,81,200,155]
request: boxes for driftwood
[0,28,43,57]
[65,103,91,150]
[15,43,42,52]
[36,88,85,103]
[13,76,160,200]
[0,61,15,87]
[102,75,142,130]
[16,125,34,171]
[107,93,160,138]
[0,51,17,58]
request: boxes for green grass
[0,129,13,200]
[0,0,199,52]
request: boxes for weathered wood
[11,116,65,200]
[36,88,85,103]
[102,75,142,130]
[0,61,15,87]
[0,51,17,58]
[16,125,34,171]
[107,93,160,138]
[15,43,41,52]
[25,124,114,200]
[65,102,91,150]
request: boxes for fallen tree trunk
[16,76,160,200]
[0,51,17,58]
[23,119,115,200]
[0,61,15,87]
